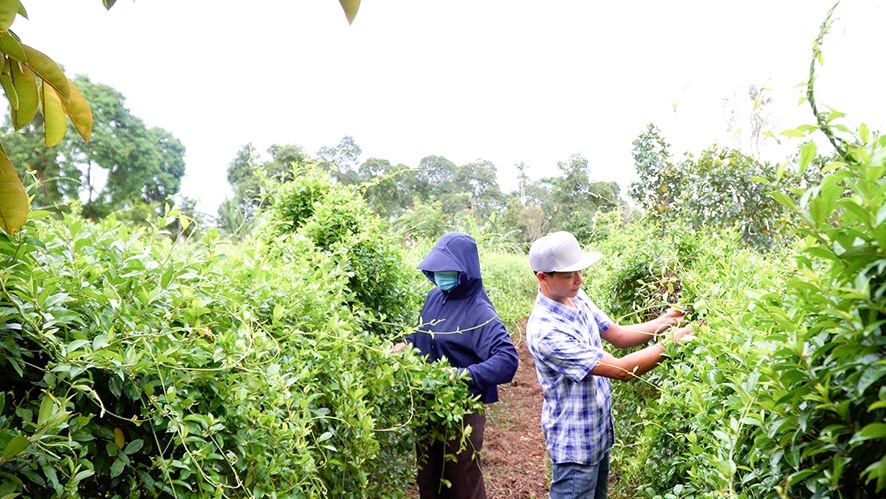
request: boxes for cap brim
[555,252,602,272]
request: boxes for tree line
[4,74,829,250]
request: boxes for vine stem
[807,1,849,161]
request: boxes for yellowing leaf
[0,0,22,31]
[339,0,360,24]
[0,145,28,235]
[63,79,92,141]
[114,427,125,448]
[10,58,37,129]
[40,82,66,147]
[21,44,69,100]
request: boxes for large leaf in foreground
[64,80,93,141]
[0,144,27,235]
[40,81,66,147]
[339,0,360,24]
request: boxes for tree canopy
[1,75,186,220]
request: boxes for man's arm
[601,307,685,349]
[591,323,694,381]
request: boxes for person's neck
[540,288,577,308]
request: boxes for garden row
[0,168,500,497]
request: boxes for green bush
[0,184,481,496]
[260,167,423,341]
[599,131,884,498]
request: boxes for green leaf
[2,435,28,460]
[0,0,22,32]
[798,141,816,175]
[808,182,841,228]
[19,44,69,100]
[0,145,28,235]
[109,457,125,478]
[770,191,797,210]
[114,427,124,448]
[339,0,360,24]
[37,394,54,426]
[92,333,109,350]
[859,123,871,144]
[9,58,37,128]
[837,198,870,226]
[123,439,143,455]
[0,32,26,62]
[72,468,94,484]
[41,82,66,147]
[0,58,17,112]
[861,455,886,492]
[103,0,117,10]
[780,128,807,138]
[850,423,886,445]
[857,364,886,396]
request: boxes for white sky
[11,0,885,214]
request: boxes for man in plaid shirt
[526,231,696,498]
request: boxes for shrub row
[0,169,481,497]
[591,125,885,498]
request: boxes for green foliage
[2,75,186,221]
[743,129,886,497]
[316,135,362,183]
[0,1,102,235]
[543,153,623,243]
[475,251,537,339]
[584,216,703,328]
[603,120,884,499]
[0,180,482,496]
[598,111,884,499]
[356,158,413,221]
[259,166,421,340]
[628,124,821,251]
[677,147,787,250]
[629,123,677,216]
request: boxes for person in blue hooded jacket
[395,232,519,499]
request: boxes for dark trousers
[416,411,487,499]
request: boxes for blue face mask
[434,271,459,291]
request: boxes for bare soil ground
[483,334,550,499]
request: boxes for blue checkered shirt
[526,288,615,466]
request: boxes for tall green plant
[259,166,422,340]
[0,199,480,497]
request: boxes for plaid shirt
[526,288,615,466]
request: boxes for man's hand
[391,342,408,353]
[664,307,686,325]
[655,307,686,333]
[672,320,702,345]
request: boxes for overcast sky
[11,1,885,214]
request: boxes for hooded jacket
[407,232,519,403]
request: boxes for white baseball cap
[528,231,602,273]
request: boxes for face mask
[434,271,459,291]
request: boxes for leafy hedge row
[0,169,481,497]
[592,120,885,497]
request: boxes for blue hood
[417,232,485,300]
[409,232,518,404]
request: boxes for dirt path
[483,332,550,499]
